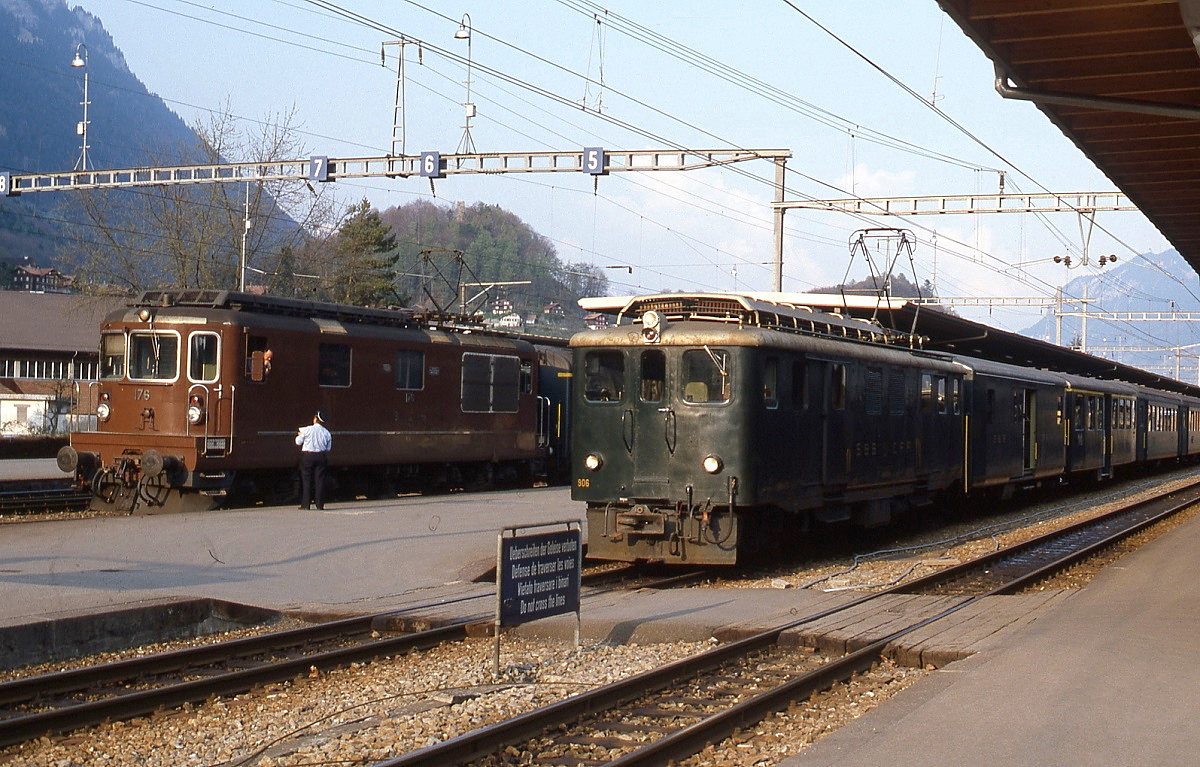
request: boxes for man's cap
[315,410,327,423]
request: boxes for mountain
[1020,249,1200,379]
[0,0,199,266]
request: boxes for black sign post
[495,520,582,676]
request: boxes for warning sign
[497,528,581,627]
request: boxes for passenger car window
[583,350,625,403]
[682,348,730,404]
[129,332,179,381]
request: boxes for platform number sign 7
[420,151,444,179]
[583,147,607,176]
[308,156,329,183]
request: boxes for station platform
[780,509,1200,767]
[0,458,64,482]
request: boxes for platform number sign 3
[583,147,607,176]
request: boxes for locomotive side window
[935,377,947,414]
[829,363,846,410]
[188,333,220,383]
[462,353,520,413]
[129,332,179,381]
[100,332,125,380]
[395,349,424,390]
[682,348,730,404]
[920,373,933,413]
[318,343,351,387]
[640,350,665,403]
[583,351,625,403]
[791,359,808,410]
[763,356,779,409]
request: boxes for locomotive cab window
[640,350,665,403]
[682,348,730,404]
[246,335,271,382]
[129,332,179,382]
[583,351,625,403]
[100,332,125,380]
[188,333,220,383]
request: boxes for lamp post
[454,14,476,154]
[71,43,90,170]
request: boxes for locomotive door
[817,360,849,485]
[630,349,672,492]
[1022,389,1036,475]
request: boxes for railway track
[371,477,1200,767]
[0,562,704,748]
[0,485,89,515]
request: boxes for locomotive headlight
[702,454,724,474]
[96,393,111,422]
[186,395,206,425]
[584,453,604,471]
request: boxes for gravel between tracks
[2,467,1196,766]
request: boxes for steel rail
[0,558,687,746]
[0,621,468,748]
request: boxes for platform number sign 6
[583,147,607,176]
[0,172,11,197]
[420,151,444,179]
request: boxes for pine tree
[334,199,399,306]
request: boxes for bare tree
[66,102,339,294]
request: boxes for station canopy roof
[935,0,1200,275]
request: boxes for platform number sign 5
[583,147,607,176]
[0,172,11,197]
[420,151,444,179]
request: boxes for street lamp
[454,13,476,154]
[71,43,90,170]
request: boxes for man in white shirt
[296,410,332,509]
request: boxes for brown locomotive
[56,290,570,513]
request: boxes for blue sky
[72,0,1179,332]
